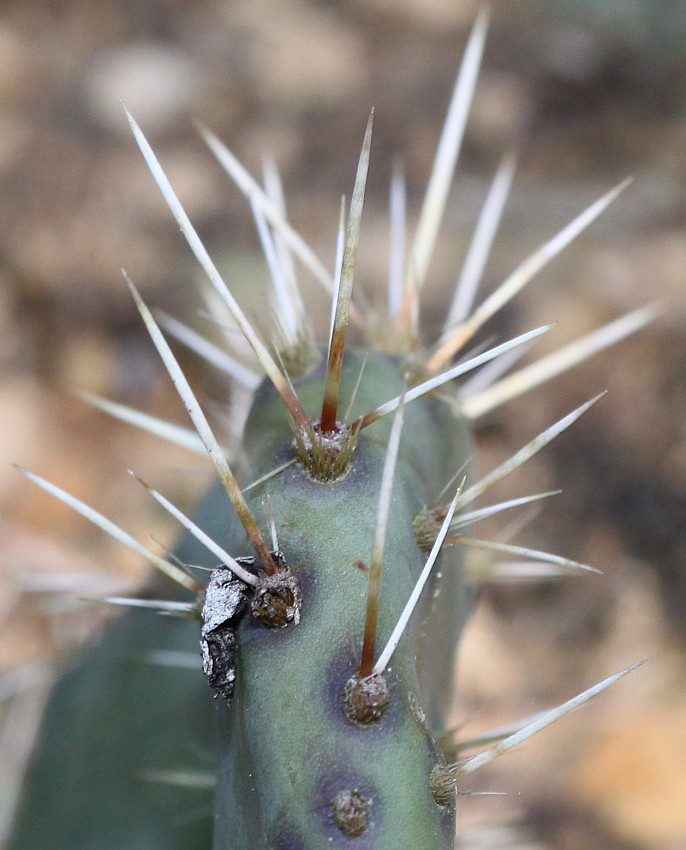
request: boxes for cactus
[7,13,653,850]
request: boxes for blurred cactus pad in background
[1,3,686,850]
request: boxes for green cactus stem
[7,12,653,850]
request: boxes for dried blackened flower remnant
[201,565,250,701]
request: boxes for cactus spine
[7,13,653,850]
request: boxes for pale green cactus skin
[7,348,474,850]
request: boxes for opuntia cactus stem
[6,12,653,850]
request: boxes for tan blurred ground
[1,1,685,847]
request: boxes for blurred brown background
[1,1,685,848]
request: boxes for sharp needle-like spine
[125,108,308,429]
[455,709,551,754]
[470,561,588,581]
[262,156,307,327]
[198,124,335,295]
[374,485,461,675]
[139,650,202,669]
[459,662,644,774]
[126,275,277,574]
[353,324,554,432]
[452,490,561,529]
[462,303,660,418]
[13,465,201,593]
[329,196,346,343]
[158,312,261,390]
[445,536,602,574]
[97,597,198,615]
[141,769,216,790]
[457,342,531,399]
[456,394,605,510]
[496,503,546,545]
[388,159,406,321]
[242,459,298,493]
[321,112,373,432]
[428,177,633,371]
[250,194,298,343]
[75,391,207,455]
[266,497,279,552]
[343,354,369,424]
[406,8,488,296]
[130,472,258,586]
[360,391,406,677]
[444,153,516,331]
